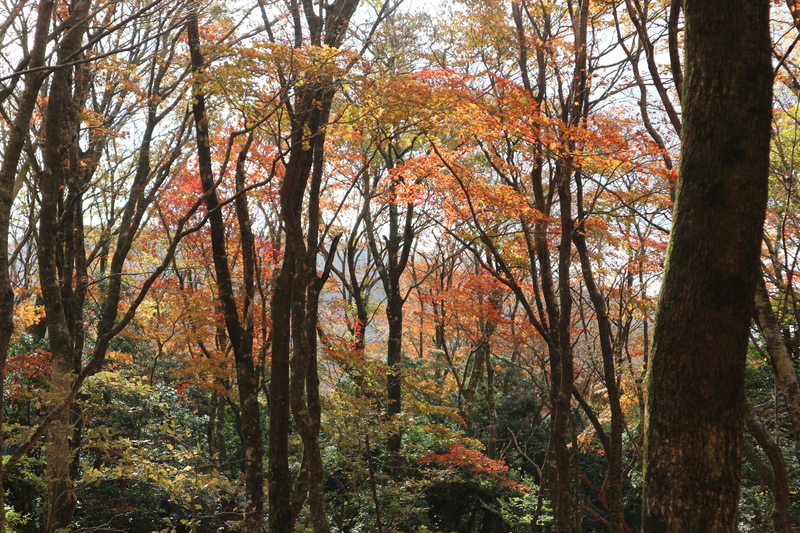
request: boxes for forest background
[0,0,796,531]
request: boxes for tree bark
[641,0,773,529]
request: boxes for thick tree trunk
[270,85,324,533]
[549,167,574,533]
[270,79,340,533]
[269,253,295,533]
[267,1,358,526]
[641,0,773,529]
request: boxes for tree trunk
[270,80,341,533]
[641,0,773,529]
[744,401,790,533]
[549,167,574,533]
[269,252,295,533]
[754,273,800,444]
[267,1,359,527]
[484,346,498,460]
[187,11,264,531]
[462,331,487,423]
[363,144,416,479]
[270,83,328,533]
[573,229,625,533]
[0,1,56,530]
[385,289,404,475]
[39,2,92,530]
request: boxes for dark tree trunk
[641,0,773,529]
[363,143,417,479]
[573,228,625,533]
[269,251,295,533]
[385,287,405,474]
[269,80,332,533]
[548,164,574,533]
[268,0,359,524]
[0,0,56,529]
[187,11,264,531]
[39,2,92,530]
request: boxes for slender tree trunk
[296,256,337,533]
[463,344,485,422]
[385,289,404,474]
[553,2,588,528]
[573,231,625,533]
[0,1,56,530]
[187,11,264,531]
[641,0,773,529]
[484,345,498,460]
[754,273,800,444]
[363,148,416,479]
[39,2,92,530]
[744,402,790,533]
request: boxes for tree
[362,138,421,478]
[1,0,797,530]
[266,0,360,530]
[0,0,57,527]
[641,0,773,530]
[1,1,197,529]
[186,7,265,530]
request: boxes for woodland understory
[0,0,797,531]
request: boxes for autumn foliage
[0,0,796,532]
